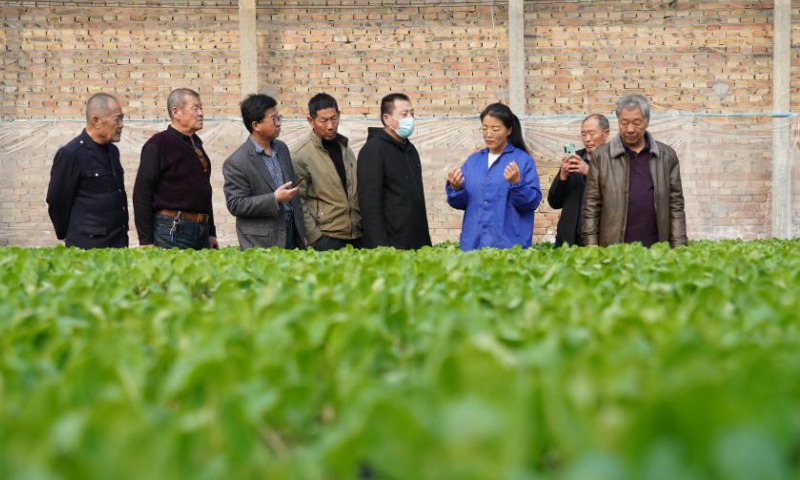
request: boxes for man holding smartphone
[547,114,610,247]
[222,94,307,250]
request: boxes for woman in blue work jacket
[446,103,542,251]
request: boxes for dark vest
[144,128,214,215]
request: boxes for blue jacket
[446,144,541,251]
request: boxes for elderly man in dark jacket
[357,93,431,250]
[547,114,610,247]
[582,94,688,248]
[46,93,129,249]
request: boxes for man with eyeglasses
[133,88,219,249]
[46,93,129,249]
[582,93,688,248]
[222,94,307,250]
[291,93,361,251]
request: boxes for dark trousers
[66,229,128,249]
[284,211,298,249]
[154,214,209,250]
[312,235,361,251]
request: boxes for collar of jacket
[167,124,203,146]
[245,136,272,159]
[309,131,350,149]
[610,131,660,159]
[479,142,517,156]
[80,129,113,151]
[249,136,277,156]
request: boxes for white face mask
[392,117,415,138]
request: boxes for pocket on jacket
[246,234,280,250]
[239,221,274,236]
[80,225,107,238]
[314,203,323,227]
[83,169,113,194]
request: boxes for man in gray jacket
[222,94,307,250]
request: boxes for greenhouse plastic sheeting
[1,115,799,247]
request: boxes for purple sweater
[623,141,659,247]
[133,126,216,244]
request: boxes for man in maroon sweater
[133,88,219,249]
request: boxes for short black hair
[308,93,340,119]
[380,93,410,126]
[240,94,278,133]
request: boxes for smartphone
[563,143,576,156]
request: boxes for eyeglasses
[269,115,283,126]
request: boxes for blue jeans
[154,214,209,250]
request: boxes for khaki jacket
[291,132,361,244]
[582,132,688,248]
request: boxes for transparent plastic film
[0,115,798,246]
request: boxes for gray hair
[167,88,200,119]
[85,93,118,122]
[615,94,650,121]
[583,113,610,131]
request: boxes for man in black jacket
[46,93,129,249]
[547,114,610,247]
[357,93,431,249]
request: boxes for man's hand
[567,155,589,176]
[275,181,299,204]
[447,167,465,190]
[559,154,582,180]
[504,161,521,185]
[208,236,219,249]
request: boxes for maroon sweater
[623,141,659,247]
[133,126,216,244]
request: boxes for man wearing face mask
[357,93,432,249]
[46,93,129,249]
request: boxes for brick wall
[256,0,510,117]
[525,0,779,115]
[1,0,799,247]
[793,2,800,110]
[0,0,241,120]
